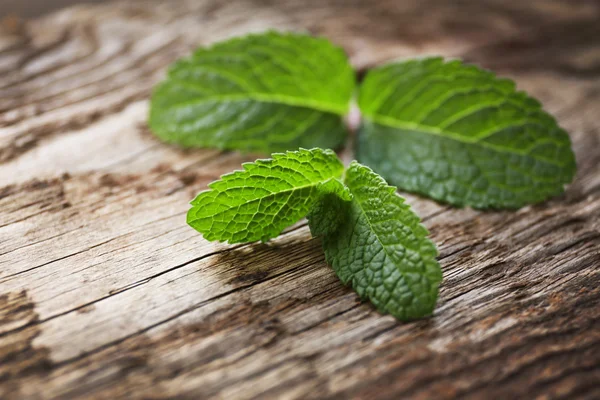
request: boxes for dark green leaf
[314,161,442,320]
[357,57,576,208]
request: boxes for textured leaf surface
[357,57,577,209]
[187,148,345,243]
[315,162,442,320]
[306,188,351,237]
[150,31,354,153]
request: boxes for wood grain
[1,0,599,399]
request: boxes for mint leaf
[150,31,355,153]
[188,149,441,320]
[313,161,442,320]
[357,57,576,209]
[187,148,345,243]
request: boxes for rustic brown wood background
[0,0,106,18]
[1,1,599,399]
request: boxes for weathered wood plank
[1,1,599,399]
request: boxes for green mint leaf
[314,161,442,320]
[187,148,345,243]
[357,57,576,209]
[150,31,355,153]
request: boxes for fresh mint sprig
[149,31,579,321]
[187,149,442,320]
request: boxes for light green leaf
[187,148,345,243]
[357,57,576,209]
[150,31,355,153]
[314,161,442,320]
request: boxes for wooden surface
[1,1,599,399]
[0,0,107,19]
